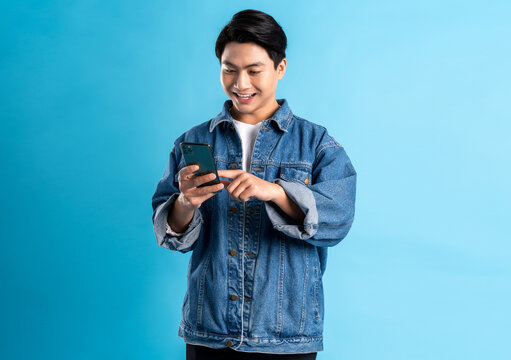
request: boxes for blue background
[1,1,510,359]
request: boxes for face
[220,42,286,122]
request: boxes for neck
[230,99,280,125]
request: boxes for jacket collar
[209,98,293,133]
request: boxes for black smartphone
[180,142,221,190]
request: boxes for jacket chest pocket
[279,166,312,186]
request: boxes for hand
[217,169,284,202]
[177,165,224,209]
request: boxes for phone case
[180,142,220,189]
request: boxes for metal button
[230,206,238,213]
[244,296,252,301]
[226,340,233,347]
[230,294,238,301]
[245,252,256,257]
[229,250,237,256]
[304,174,310,185]
[231,164,237,170]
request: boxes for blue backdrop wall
[1,1,510,359]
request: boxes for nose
[234,71,250,91]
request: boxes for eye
[223,69,235,74]
[250,71,261,75]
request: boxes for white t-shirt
[232,119,262,171]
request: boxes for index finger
[180,164,200,177]
[217,169,245,179]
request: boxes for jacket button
[231,164,237,170]
[226,340,233,347]
[229,250,237,256]
[230,206,238,213]
[230,294,238,301]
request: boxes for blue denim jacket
[151,99,356,354]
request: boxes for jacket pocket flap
[279,166,311,186]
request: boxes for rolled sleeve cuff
[166,222,184,237]
[153,193,203,252]
[264,179,319,240]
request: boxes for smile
[234,92,256,99]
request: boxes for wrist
[176,193,198,212]
[270,183,286,204]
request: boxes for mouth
[233,92,256,103]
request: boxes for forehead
[221,42,271,67]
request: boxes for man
[152,9,356,359]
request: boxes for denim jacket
[151,99,356,354]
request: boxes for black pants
[186,344,318,360]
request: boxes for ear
[276,58,287,80]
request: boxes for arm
[216,170,305,224]
[151,145,222,253]
[167,197,195,233]
[267,184,305,224]
[265,142,357,247]
[151,144,201,253]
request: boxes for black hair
[215,9,287,70]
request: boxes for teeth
[236,93,254,98]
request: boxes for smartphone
[180,142,221,190]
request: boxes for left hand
[217,170,283,202]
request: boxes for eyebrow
[222,60,265,69]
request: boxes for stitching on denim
[277,235,286,336]
[196,252,211,329]
[298,244,308,335]
[313,264,320,320]
[315,143,342,161]
[318,220,353,228]
[280,168,311,184]
[179,322,324,342]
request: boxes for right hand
[177,165,224,210]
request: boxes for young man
[152,9,356,359]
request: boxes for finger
[232,182,251,200]
[191,173,219,188]
[217,169,245,180]
[180,173,216,193]
[237,185,255,202]
[187,188,221,208]
[226,172,249,194]
[179,165,200,181]
[188,182,224,196]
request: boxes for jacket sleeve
[264,139,356,248]
[151,144,203,253]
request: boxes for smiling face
[220,42,286,124]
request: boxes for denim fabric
[151,99,357,354]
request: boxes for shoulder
[289,114,343,155]
[173,119,215,146]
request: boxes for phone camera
[183,145,192,155]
